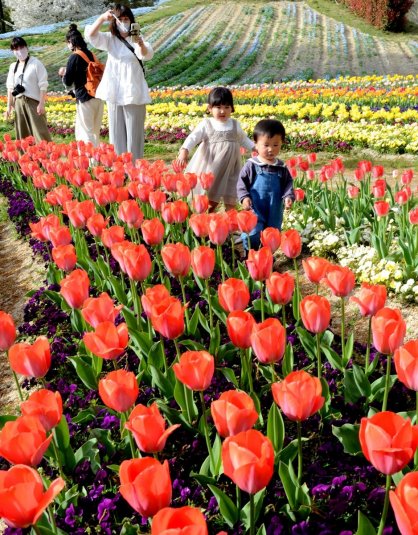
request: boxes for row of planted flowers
[0,136,418,534]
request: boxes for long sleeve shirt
[62,50,95,103]
[6,56,48,102]
[237,157,295,202]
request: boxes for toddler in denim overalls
[237,119,295,251]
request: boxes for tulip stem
[249,493,256,535]
[129,278,142,320]
[377,474,391,535]
[174,338,181,362]
[340,297,346,360]
[293,258,300,321]
[382,353,392,412]
[179,276,190,330]
[47,504,58,534]
[365,316,372,375]
[297,420,303,482]
[236,485,241,510]
[204,279,214,332]
[316,333,322,380]
[282,304,286,329]
[12,369,24,401]
[217,245,225,282]
[199,391,216,475]
[52,429,65,480]
[260,282,265,322]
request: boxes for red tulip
[173,351,214,391]
[199,172,215,190]
[119,457,171,517]
[99,369,139,412]
[409,208,418,225]
[324,265,355,297]
[389,471,418,535]
[300,295,331,333]
[161,243,191,277]
[394,340,418,392]
[260,227,281,253]
[251,318,286,364]
[8,336,51,378]
[372,307,406,355]
[112,242,152,281]
[49,225,72,247]
[237,210,258,234]
[81,292,123,328]
[141,218,165,246]
[0,465,65,528]
[222,429,274,494]
[83,321,129,360]
[266,271,295,305]
[66,199,95,228]
[226,311,256,349]
[347,185,360,199]
[211,390,258,437]
[101,225,125,248]
[191,246,215,279]
[192,194,209,214]
[294,188,305,201]
[401,169,414,185]
[372,179,386,198]
[0,415,53,466]
[59,268,90,309]
[271,370,324,421]
[20,389,63,432]
[52,244,77,272]
[125,402,180,453]
[151,506,208,535]
[218,278,250,312]
[150,297,185,340]
[281,229,302,258]
[208,213,230,245]
[302,256,330,285]
[118,200,143,229]
[350,283,387,317]
[87,213,108,237]
[0,311,16,351]
[189,213,210,238]
[149,190,167,211]
[246,247,273,281]
[359,411,418,475]
[374,200,390,217]
[141,285,170,317]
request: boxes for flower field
[1,135,418,535]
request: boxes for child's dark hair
[207,87,235,113]
[10,37,28,50]
[66,24,89,51]
[253,119,286,142]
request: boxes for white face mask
[14,47,29,61]
[116,19,130,34]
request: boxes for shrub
[338,0,414,31]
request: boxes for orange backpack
[74,50,104,97]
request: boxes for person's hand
[37,102,45,115]
[101,10,114,23]
[284,197,293,209]
[132,33,143,45]
[242,197,252,210]
[58,67,66,77]
[4,109,12,120]
[177,148,189,168]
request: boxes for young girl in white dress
[177,87,254,211]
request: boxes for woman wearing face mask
[58,24,104,147]
[85,4,154,161]
[5,37,51,142]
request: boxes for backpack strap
[73,49,95,64]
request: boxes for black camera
[12,84,25,97]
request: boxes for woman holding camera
[85,4,154,161]
[58,24,104,147]
[5,37,51,142]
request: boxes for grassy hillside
[0,0,417,91]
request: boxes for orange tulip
[302,256,330,285]
[0,465,65,528]
[125,402,180,453]
[118,200,144,229]
[350,282,387,317]
[173,351,214,391]
[141,218,165,246]
[52,244,77,272]
[189,213,210,238]
[260,227,281,253]
[226,310,256,349]
[208,213,230,245]
[211,390,258,437]
[324,265,356,297]
[150,297,185,340]
[300,295,331,334]
[99,369,139,412]
[66,199,95,228]
[101,225,125,248]
[218,278,250,312]
[246,247,273,281]
[199,172,215,190]
[372,307,406,355]
[119,457,172,517]
[151,506,208,535]
[161,243,191,277]
[112,242,152,282]
[149,190,167,211]
[59,268,90,309]
[271,370,324,421]
[237,210,258,234]
[81,292,123,328]
[266,272,295,305]
[0,311,16,351]
[86,213,108,237]
[394,340,418,392]
[0,415,53,466]
[20,389,62,432]
[49,225,72,247]
[83,321,129,360]
[8,336,51,378]
[222,429,274,494]
[191,246,215,280]
[250,318,286,364]
[359,411,418,475]
[162,200,189,224]
[141,285,170,317]
[192,194,209,214]
[389,471,418,535]
[280,229,302,258]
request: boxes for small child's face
[255,134,283,163]
[209,104,232,122]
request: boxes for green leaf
[332,423,361,456]
[149,365,175,399]
[240,489,266,529]
[267,403,284,454]
[68,356,98,390]
[321,345,344,372]
[343,332,354,366]
[352,364,371,398]
[282,343,294,376]
[208,484,239,527]
[90,428,116,457]
[256,525,267,535]
[188,306,200,336]
[54,415,71,450]
[148,341,165,370]
[370,374,397,402]
[295,327,316,360]
[128,330,153,357]
[355,510,377,535]
[211,433,223,476]
[279,461,297,509]
[72,408,96,425]
[219,367,238,387]
[174,380,198,423]
[209,322,221,356]
[0,414,18,428]
[74,438,100,473]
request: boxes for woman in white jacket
[85,3,154,161]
